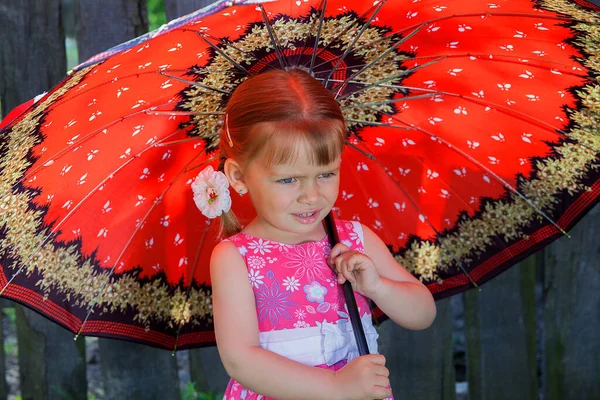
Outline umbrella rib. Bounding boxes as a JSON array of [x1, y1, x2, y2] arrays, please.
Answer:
[[341, 86, 595, 153], [356, 102, 570, 237], [345, 119, 413, 129], [164, 66, 245, 75], [333, 22, 425, 89], [172, 220, 213, 354], [76, 154, 218, 339], [309, 12, 589, 73], [316, 52, 587, 83], [39, 69, 234, 114], [322, 0, 386, 87], [155, 137, 205, 147], [309, 0, 328, 73], [187, 31, 274, 73], [0, 127, 191, 297], [17, 101, 176, 184], [258, 4, 287, 69], [347, 85, 591, 148], [345, 141, 479, 288], [341, 93, 439, 109], [333, 58, 444, 100], [348, 139, 490, 222], [302, 2, 380, 71], [147, 110, 224, 117], [198, 34, 252, 76], [159, 71, 232, 94], [278, 0, 324, 69]]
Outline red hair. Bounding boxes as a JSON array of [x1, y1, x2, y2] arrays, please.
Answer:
[[218, 68, 346, 236]]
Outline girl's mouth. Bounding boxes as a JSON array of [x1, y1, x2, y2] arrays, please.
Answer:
[[293, 210, 321, 224]]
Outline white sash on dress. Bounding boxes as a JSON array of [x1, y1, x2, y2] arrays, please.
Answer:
[[258, 313, 379, 367]]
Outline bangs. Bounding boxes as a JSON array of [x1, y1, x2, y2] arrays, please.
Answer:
[[247, 119, 346, 168]]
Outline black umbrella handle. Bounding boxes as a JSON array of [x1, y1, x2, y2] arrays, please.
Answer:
[[324, 212, 370, 356]]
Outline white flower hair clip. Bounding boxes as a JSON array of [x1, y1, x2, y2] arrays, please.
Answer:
[[191, 166, 232, 219]]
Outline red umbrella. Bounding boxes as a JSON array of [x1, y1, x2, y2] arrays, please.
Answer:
[[1, 0, 599, 350]]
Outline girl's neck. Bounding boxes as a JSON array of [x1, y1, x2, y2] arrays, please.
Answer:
[[241, 217, 327, 245]]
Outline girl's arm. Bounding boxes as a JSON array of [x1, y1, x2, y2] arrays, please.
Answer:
[[361, 224, 437, 330], [211, 241, 389, 400]]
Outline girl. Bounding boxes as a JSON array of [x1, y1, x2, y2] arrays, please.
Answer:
[[200, 68, 436, 400]]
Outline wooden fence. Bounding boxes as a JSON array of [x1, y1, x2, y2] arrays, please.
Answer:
[[0, 1, 598, 399]]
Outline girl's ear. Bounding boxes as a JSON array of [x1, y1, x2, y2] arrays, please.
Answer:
[[223, 159, 247, 195]]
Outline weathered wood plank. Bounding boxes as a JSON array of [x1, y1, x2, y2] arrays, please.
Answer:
[[99, 338, 180, 400], [0, 1, 87, 398], [465, 256, 538, 400], [378, 298, 455, 400], [164, 0, 215, 23], [188, 347, 230, 394], [544, 204, 600, 400], [0, 1, 66, 115], [75, 2, 181, 398], [0, 302, 9, 400], [16, 306, 87, 400], [75, 0, 149, 62]]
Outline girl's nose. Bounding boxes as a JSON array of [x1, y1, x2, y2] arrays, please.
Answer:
[[299, 183, 320, 205]]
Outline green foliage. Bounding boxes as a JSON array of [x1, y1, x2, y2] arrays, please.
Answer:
[[148, 0, 167, 31], [181, 381, 223, 400], [4, 341, 17, 358], [66, 37, 79, 71], [3, 307, 16, 323]]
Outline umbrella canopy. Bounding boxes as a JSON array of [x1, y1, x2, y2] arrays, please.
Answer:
[[1, 0, 599, 350]]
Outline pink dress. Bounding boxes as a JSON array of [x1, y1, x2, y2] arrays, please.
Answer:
[[221, 220, 394, 400]]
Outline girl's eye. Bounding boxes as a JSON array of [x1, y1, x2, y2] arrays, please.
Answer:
[[277, 177, 296, 184], [319, 172, 335, 179]]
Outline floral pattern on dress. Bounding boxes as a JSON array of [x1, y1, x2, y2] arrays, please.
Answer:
[[255, 279, 297, 328], [222, 220, 392, 399], [282, 276, 300, 292], [304, 281, 328, 303], [226, 223, 371, 332], [281, 242, 331, 282], [248, 238, 274, 255]]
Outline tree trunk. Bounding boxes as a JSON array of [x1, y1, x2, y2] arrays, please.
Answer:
[[0, 0, 66, 116], [164, 0, 215, 23], [99, 339, 180, 400], [16, 307, 87, 400], [544, 204, 600, 400], [75, 0, 148, 62], [0, 2, 87, 399], [465, 255, 538, 400], [378, 298, 455, 400]]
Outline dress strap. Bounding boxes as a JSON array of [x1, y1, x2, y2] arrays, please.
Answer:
[[334, 220, 365, 253], [350, 221, 364, 247]]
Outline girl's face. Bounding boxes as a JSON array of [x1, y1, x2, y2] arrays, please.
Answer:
[[243, 143, 341, 244]]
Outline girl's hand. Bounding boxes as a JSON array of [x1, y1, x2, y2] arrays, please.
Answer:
[[334, 354, 391, 400], [328, 243, 382, 297]]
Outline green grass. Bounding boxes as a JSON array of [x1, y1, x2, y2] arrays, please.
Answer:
[[181, 382, 223, 400]]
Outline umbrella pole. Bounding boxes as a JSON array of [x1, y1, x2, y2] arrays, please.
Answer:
[[323, 212, 370, 356]]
